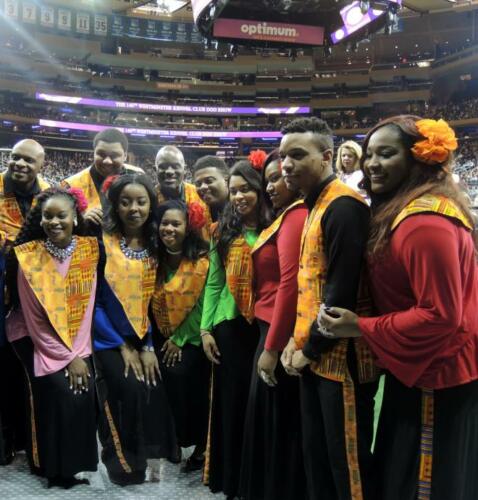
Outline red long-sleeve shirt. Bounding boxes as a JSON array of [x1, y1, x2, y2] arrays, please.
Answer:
[[358, 214, 478, 389], [253, 206, 307, 351]]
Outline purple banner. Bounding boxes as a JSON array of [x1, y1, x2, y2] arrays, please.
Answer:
[[38, 119, 282, 139], [213, 19, 324, 46], [35, 92, 309, 116]]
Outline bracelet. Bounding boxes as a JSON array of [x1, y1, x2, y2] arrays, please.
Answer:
[[200, 331, 212, 338], [141, 345, 155, 352]]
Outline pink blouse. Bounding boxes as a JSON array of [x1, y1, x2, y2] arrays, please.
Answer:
[[6, 255, 97, 377]]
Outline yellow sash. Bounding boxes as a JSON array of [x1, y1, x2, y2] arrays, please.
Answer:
[[0, 173, 50, 243], [225, 235, 255, 323], [152, 256, 209, 337], [15, 237, 99, 349], [103, 233, 157, 339], [252, 200, 305, 254], [392, 193, 473, 231]]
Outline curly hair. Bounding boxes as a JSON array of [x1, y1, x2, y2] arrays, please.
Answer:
[[102, 173, 159, 256], [157, 199, 209, 269], [360, 115, 475, 255], [7, 187, 87, 308], [336, 140, 362, 174], [215, 160, 270, 263], [281, 117, 334, 151]]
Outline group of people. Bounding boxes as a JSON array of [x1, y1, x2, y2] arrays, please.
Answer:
[[0, 115, 476, 500]]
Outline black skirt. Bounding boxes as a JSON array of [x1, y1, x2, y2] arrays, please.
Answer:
[[206, 316, 259, 498], [12, 337, 98, 479], [95, 346, 177, 478], [374, 373, 478, 500], [159, 342, 210, 449], [239, 320, 306, 500]]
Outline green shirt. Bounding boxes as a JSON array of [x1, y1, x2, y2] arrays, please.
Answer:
[[164, 267, 205, 348], [200, 230, 258, 332]]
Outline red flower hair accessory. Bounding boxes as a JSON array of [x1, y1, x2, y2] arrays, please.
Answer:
[[67, 187, 88, 213], [188, 201, 207, 231], [248, 149, 268, 171], [101, 175, 120, 194]]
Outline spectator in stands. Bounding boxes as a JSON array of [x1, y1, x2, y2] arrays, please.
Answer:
[[62, 128, 142, 227], [155, 146, 211, 237], [0, 139, 50, 465], [191, 156, 229, 224], [336, 140, 365, 194]]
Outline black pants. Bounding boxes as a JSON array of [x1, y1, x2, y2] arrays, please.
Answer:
[[207, 316, 259, 498], [300, 355, 377, 500], [375, 373, 478, 500], [0, 342, 26, 464]]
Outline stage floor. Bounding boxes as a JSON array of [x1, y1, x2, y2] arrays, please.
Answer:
[[0, 448, 222, 499]]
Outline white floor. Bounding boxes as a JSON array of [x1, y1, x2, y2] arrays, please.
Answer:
[[0, 449, 224, 499]]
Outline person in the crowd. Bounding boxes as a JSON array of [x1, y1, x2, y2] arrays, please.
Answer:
[[336, 140, 364, 192], [320, 116, 478, 500], [239, 149, 308, 500], [279, 117, 379, 500], [151, 199, 210, 473], [155, 146, 211, 237], [0, 139, 50, 465], [200, 159, 268, 499], [93, 173, 176, 486], [191, 155, 229, 223], [5, 187, 98, 489], [62, 128, 143, 227]]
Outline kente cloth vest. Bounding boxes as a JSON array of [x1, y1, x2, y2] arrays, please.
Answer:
[[103, 233, 157, 339], [62, 168, 101, 210], [152, 256, 209, 337], [391, 193, 473, 232], [157, 182, 212, 241], [63, 165, 144, 211], [294, 178, 378, 383], [0, 173, 50, 243], [225, 234, 255, 323], [251, 200, 304, 254], [15, 237, 99, 349]]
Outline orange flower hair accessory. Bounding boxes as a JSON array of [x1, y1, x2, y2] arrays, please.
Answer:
[[188, 201, 207, 231], [101, 175, 120, 194], [67, 187, 88, 213], [248, 149, 268, 171], [411, 118, 458, 165]]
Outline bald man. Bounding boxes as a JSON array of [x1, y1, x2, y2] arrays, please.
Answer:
[[0, 139, 50, 245], [0, 139, 50, 465], [155, 146, 211, 235]]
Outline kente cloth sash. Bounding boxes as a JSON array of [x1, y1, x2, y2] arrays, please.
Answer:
[[157, 182, 212, 241], [294, 178, 378, 383], [152, 256, 209, 337], [102, 233, 157, 339], [15, 237, 99, 350], [225, 234, 255, 324], [392, 193, 473, 232], [251, 200, 305, 254], [0, 173, 50, 243], [62, 168, 101, 210]]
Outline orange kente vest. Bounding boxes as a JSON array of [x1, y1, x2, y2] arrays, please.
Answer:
[[152, 256, 209, 337], [0, 173, 50, 244], [391, 193, 473, 232], [251, 200, 305, 254], [294, 178, 378, 384], [15, 237, 99, 349], [103, 233, 157, 339]]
